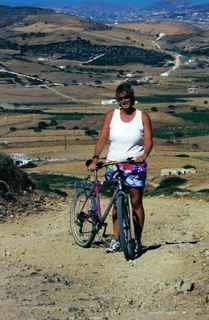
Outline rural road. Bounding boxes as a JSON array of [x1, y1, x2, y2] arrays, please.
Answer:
[[1, 195, 209, 320], [152, 34, 182, 76]]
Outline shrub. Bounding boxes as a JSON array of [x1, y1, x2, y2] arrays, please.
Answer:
[[191, 106, 197, 112], [85, 129, 98, 137], [168, 104, 176, 110], [30, 173, 82, 191], [9, 127, 17, 132], [183, 164, 196, 169], [38, 121, 48, 130], [158, 176, 187, 189], [174, 131, 184, 138], [94, 80, 102, 84], [56, 126, 66, 130], [50, 119, 58, 126], [150, 106, 158, 112], [192, 143, 199, 150], [34, 127, 42, 132], [176, 154, 190, 158]]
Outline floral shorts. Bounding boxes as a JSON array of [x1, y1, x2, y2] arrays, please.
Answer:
[[105, 161, 147, 188]]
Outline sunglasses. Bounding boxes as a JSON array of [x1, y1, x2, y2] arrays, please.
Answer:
[[117, 95, 131, 102]]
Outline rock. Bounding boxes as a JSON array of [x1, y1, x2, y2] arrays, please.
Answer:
[[0, 205, 7, 217], [175, 280, 195, 294], [3, 249, 11, 257], [0, 153, 34, 193], [44, 273, 72, 287]]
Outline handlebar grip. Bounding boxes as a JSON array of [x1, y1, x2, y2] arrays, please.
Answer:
[[96, 161, 104, 169], [85, 159, 105, 169], [85, 159, 93, 167], [127, 157, 135, 164]]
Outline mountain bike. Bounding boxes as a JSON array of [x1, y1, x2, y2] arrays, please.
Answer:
[[70, 159, 139, 261]]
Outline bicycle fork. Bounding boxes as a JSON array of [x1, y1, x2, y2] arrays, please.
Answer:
[[128, 194, 135, 240]]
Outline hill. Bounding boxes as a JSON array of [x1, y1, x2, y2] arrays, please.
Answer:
[[0, 5, 53, 28], [0, 5, 173, 67]]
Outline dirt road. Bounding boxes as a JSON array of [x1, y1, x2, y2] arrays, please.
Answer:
[[1, 195, 209, 320]]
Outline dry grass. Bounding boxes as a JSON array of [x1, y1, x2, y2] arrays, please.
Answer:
[[116, 22, 198, 35], [15, 22, 83, 33], [1, 17, 209, 194], [0, 114, 45, 127]]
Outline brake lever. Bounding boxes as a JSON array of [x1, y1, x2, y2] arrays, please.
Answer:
[[85, 159, 104, 169], [85, 159, 92, 167], [96, 161, 104, 169], [127, 157, 135, 164]]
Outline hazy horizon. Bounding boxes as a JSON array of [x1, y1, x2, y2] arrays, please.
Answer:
[[1, 0, 209, 9]]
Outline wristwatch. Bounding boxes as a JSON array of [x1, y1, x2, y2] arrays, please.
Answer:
[[92, 155, 99, 160]]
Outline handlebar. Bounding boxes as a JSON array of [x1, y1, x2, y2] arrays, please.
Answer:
[[85, 157, 136, 170]]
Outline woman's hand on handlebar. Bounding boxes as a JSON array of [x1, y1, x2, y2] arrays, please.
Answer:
[[86, 158, 98, 171], [127, 156, 146, 163], [133, 155, 146, 163]]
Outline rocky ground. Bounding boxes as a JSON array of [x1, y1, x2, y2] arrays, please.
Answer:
[[1, 194, 209, 320]]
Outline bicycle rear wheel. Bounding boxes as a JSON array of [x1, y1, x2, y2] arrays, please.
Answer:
[[116, 194, 135, 260], [70, 190, 97, 248]]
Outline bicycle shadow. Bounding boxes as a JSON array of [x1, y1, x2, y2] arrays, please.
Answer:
[[134, 239, 200, 260], [134, 243, 162, 259]]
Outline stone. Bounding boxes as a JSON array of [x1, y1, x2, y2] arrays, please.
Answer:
[[175, 280, 195, 294]]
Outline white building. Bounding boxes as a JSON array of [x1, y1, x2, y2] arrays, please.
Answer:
[[101, 99, 117, 105], [161, 168, 196, 177]]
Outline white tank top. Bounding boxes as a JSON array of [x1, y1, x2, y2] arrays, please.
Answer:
[[107, 109, 144, 161]]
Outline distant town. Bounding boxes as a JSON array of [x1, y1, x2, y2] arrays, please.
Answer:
[[59, 3, 209, 27]]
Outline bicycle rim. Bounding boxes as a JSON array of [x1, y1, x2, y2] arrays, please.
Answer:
[[70, 190, 97, 248], [117, 194, 135, 260]]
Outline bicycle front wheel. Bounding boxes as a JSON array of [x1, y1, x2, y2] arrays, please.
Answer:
[[116, 194, 135, 260], [70, 190, 97, 248]]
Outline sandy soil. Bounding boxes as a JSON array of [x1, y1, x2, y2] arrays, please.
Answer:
[[1, 195, 209, 320]]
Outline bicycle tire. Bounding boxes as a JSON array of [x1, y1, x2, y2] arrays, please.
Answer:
[[70, 190, 97, 248], [116, 194, 135, 260]]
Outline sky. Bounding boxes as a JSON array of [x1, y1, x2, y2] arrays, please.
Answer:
[[0, 0, 209, 8]]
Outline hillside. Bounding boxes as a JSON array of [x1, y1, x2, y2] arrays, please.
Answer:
[[0, 5, 174, 67], [0, 5, 53, 27], [116, 21, 200, 36], [0, 5, 209, 201]]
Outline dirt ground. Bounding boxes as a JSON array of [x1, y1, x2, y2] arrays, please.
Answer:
[[1, 194, 209, 320]]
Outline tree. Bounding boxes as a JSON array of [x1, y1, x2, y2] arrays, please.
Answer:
[[38, 121, 48, 130], [168, 104, 176, 110], [150, 106, 158, 112], [9, 127, 17, 132]]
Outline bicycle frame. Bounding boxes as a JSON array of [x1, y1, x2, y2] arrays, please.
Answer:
[[92, 161, 128, 227]]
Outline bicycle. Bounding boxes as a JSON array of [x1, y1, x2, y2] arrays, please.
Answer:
[[70, 159, 140, 261]]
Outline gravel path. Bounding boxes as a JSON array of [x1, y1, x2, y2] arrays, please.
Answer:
[[1, 196, 209, 320]]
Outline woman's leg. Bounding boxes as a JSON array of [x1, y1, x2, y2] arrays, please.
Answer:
[[105, 207, 120, 252], [129, 187, 144, 244], [112, 207, 120, 240]]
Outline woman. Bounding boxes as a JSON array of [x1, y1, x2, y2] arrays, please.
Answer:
[[89, 82, 153, 253]]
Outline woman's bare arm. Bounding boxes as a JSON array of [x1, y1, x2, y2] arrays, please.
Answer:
[[135, 111, 153, 162], [88, 111, 113, 170]]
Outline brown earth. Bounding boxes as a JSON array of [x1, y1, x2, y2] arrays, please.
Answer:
[[1, 194, 209, 320], [116, 22, 199, 35]]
